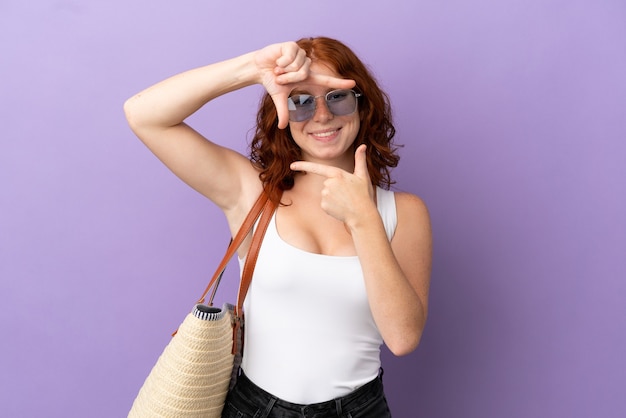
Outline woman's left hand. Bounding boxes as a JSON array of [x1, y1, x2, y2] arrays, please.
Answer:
[[290, 144, 376, 230], [294, 144, 432, 355]]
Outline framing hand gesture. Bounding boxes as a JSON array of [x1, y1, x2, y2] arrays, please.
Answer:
[[254, 42, 356, 129], [290, 144, 375, 229]]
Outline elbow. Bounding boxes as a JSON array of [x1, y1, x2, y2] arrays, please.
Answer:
[[123, 97, 139, 130], [123, 97, 151, 139], [386, 333, 421, 357], [384, 313, 428, 357], [123, 95, 169, 139]]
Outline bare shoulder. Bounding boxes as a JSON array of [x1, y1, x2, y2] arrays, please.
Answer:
[[391, 191, 432, 294], [391, 191, 432, 255], [393, 191, 431, 229]]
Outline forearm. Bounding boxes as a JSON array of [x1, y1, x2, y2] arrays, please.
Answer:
[[124, 52, 259, 131], [349, 208, 427, 356]]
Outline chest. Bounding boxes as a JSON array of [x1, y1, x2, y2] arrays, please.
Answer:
[[249, 214, 367, 307], [274, 202, 356, 257]]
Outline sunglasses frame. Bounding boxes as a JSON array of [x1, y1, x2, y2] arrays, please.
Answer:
[[287, 89, 362, 122]]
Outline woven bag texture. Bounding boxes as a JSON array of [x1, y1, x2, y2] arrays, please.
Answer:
[[128, 305, 235, 418]]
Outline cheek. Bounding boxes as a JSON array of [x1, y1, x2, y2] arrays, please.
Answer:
[[286, 124, 305, 147], [349, 117, 361, 137], [286, 122, 302, 139]]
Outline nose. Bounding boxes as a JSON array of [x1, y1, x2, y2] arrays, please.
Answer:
[[312, 96, 334, 123]]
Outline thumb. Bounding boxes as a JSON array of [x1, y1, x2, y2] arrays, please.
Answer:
[[353, 144, 370, 180], [270, 92, 290, 129]]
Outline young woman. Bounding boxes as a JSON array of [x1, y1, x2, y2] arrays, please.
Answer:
[[124, 36, 432, 417]]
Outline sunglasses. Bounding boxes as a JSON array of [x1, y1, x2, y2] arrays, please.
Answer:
[[287, 89, 362, 122]]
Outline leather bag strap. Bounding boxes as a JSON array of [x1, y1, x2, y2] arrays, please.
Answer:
[[236, 195, 277, 316], [231, 193, 279, 354], [196, 191, 270, 305]]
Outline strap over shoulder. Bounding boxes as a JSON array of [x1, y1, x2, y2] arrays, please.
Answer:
[[197, 191, 279, 307]]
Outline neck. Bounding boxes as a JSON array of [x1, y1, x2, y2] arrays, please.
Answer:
[[300, 150, 356, 173], [291, 170, 327, 192]]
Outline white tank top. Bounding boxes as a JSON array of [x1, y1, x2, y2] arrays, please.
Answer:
[[240, 187, 397, 404]]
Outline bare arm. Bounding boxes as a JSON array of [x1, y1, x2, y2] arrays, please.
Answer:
[[123, 42, 356, 233], [290, 145, 432, 355], [353, 192, 432, 356], [123, 52, 262, 214]]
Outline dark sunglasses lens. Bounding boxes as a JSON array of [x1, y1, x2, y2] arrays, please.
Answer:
[[288, 94, 315, 122], [287, 90, 358, 121], [326, 90, 357, 116]]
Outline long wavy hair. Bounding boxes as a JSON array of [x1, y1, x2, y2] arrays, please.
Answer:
[[250, 36, 399, 204]]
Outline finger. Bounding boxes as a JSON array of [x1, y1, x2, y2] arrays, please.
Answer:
[[353, 144, 370, 180], [290, 161, 342, 178], [270, 92, 290, 129], [274, 42, 301, 68], [276, 48, 308, 73], [275, 57, 311, 85], [307, 72, 356, 90]]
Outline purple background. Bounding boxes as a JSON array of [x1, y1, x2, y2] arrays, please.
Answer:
[[1, 1, 625, 417]]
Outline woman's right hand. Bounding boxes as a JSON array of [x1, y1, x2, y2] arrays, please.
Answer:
[[253, 42, 356, 129]]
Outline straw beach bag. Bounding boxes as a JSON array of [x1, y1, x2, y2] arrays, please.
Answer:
[[129, 192, 277, 418]]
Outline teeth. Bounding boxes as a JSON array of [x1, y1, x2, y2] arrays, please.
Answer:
[[313, 130, 337, 138]]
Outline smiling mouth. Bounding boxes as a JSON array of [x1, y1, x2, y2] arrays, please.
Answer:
[[310, 129, 340, 138]]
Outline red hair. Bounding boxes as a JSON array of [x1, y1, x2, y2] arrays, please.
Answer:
[[249, 36, 399, 204]]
